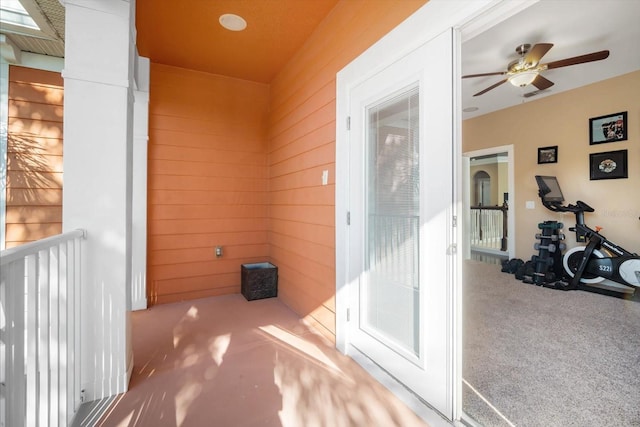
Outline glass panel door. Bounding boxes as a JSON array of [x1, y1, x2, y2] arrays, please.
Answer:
[[346, 28, 454, 417], [363, 87, 421, 363]]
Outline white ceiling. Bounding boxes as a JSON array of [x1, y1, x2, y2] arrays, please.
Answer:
[[461, 0, 640, 119]]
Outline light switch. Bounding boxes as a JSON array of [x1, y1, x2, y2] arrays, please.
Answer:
[[526, 201, 535, 209], [322, 170, 329, 186]]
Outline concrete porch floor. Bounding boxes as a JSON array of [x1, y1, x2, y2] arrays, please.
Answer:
[[77, 294, 436, 427]]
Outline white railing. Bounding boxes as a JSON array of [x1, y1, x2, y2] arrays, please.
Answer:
[[0, 229, 86, 427], [470, 205, 508, 252]]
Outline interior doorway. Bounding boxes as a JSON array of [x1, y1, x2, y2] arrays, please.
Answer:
[[462, 145, 514, 263]]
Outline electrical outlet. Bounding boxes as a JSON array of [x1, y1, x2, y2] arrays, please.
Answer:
[[215, 246, 223, 257]]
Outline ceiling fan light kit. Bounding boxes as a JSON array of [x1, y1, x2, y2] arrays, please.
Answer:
[[463, 43, 610, 97], [509, 70, 538, 87]]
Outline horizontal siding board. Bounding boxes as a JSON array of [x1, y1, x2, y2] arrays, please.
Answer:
[[150, 127, 265, 151], [269, 164, 334, 191], [149, 244, 269, 266], [9, 99, 64, 122], [269, 142, 335, 178], [268, 81, 335, 141], [150, 80, 268, 110], [151, 67, 268, 112], [269, 244, 335, 287], [149, 144, 266, 165], [269, 102, 335, 151], [269, 219, 334, 248], [155, 273, 239, 295], [7, 117, 63, 138], [150, 175, 267, 192], [148, 218, 267, 235], [269, 232, 334, 268], [8, 82, 64, 104], [277, 283, 335, 333], [269, 65, 337, 128], [270, 61, 336, 128], [154, 286, 238, 305], [270, 185, 334, 206], [152, 257, 268, 281], [6, 135, 62, 153], [6, 170, 62, 189], [277, 278, 335, 325], [149, 204, 268, 220], [5, 223, 62, 244], [6, 188, 62, 205], [6, 153, 63, 173], [149, 159, 267, 179], [149, 231, 268, 251], [268, 122, 334, 166], [150, 116, 266, 142], [269, 205, 334, 227], [149, 190, 268, 206], [10, 66, 63, 87], [151, 261, 239, 281], [157, 278, 239, 298], [6, 206, 63, 223]]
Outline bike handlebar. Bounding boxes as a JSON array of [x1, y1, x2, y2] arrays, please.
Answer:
[[542, 199, 594, 214]]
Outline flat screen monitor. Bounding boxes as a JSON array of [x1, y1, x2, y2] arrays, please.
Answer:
[[535, 175, 564, 203]]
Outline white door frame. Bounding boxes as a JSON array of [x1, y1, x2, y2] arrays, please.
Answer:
[[336, 0, 538, 423], [462, 144, 515, 260]]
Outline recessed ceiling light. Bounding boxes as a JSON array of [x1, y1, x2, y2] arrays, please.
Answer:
[[463, 107, 479, 113], [219, 14, 247, 31]]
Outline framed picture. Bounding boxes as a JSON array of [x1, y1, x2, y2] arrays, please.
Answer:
[[589, 111, 627, 144], [589, 149, 628, 180], [537, 145, 558, 164]]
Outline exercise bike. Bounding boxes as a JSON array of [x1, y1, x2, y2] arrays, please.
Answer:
[[535, 175, 640, 296]]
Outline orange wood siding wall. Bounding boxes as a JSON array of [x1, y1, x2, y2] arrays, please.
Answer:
[[268, 0, 427, 341], [5, 66, 64, 248], [147, 64, 270, 304]]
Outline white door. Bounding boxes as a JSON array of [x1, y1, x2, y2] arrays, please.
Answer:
[[347, 29, 454, 416]]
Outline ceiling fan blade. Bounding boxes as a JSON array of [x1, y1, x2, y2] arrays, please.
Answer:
[[532, 74, 554, 90], [524, 43, 553, 66], [473, 78, 508, 96], [544, 50, 610, 69], [463, 71, 506, 79]]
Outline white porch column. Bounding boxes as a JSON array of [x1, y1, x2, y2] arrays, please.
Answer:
[[132, 55, 149, 311], [62, 0, 137, 401]]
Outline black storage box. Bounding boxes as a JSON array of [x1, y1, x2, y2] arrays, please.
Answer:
[[241, 262, 278, 301]]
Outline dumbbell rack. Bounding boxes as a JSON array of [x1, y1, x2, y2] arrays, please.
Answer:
[[524, 221, 565, 285]]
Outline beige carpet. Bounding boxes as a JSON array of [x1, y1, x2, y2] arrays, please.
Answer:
[[463, 260, 640, 427]]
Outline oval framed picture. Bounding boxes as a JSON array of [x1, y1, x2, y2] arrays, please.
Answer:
[[589, 149, 628, 180]]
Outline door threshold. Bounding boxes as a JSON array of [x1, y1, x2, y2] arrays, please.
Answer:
[[347, 345, 453, 427]]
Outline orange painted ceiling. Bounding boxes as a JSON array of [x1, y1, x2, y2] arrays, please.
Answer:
[[136, 0, 340, 83]]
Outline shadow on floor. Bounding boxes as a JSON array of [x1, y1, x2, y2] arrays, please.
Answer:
[[76, 295, 430, 427]]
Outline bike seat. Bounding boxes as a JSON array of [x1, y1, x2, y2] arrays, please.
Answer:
[[548, 200, 594, 214], [575, 200, 594, 212]]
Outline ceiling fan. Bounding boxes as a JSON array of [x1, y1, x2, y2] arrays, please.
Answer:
[[463, 43, 610, 97]]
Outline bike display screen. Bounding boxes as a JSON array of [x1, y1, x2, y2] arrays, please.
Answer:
[[535, 175, 565, 203]]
